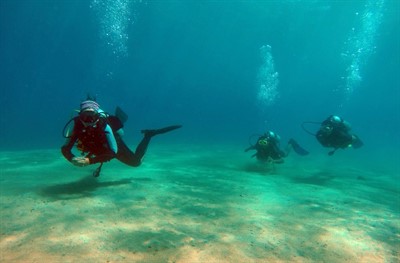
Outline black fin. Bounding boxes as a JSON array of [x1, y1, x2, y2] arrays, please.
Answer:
[[328, 149, 337, 156], [141, 125, 182, 137], [351, 135, 364, 149], [288, 139, 309, 156], [115, 106, 128, 124]]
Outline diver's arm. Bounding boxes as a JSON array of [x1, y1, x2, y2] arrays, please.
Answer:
[[70, 154, 115, 166], [245, 145, 256, 152], [88, 153, 116, 164], [104, 124, 118, 154], [61, 135, 77, 162], [62, 137, 95, 167]]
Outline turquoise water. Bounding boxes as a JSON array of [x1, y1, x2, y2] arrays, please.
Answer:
[[1, 0, 399, 262]]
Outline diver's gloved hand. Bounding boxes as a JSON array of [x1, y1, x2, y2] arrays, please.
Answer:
[[72, 156, 90, 167]]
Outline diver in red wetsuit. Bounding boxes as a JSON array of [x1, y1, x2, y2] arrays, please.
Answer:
[[61, 97, 181, 177]]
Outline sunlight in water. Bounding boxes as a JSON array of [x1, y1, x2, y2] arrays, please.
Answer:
[[257, 45, 279, 107], [342, 0, 385, 97]]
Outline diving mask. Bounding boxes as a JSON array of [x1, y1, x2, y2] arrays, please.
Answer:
[[80, 109, 99, 126]]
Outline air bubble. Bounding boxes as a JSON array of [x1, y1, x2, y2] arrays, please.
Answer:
[[257, 45, 279, 107], [91, 0, 141, 58], [342, 0, 384, 98]]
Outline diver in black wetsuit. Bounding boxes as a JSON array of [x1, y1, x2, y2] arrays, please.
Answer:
[[61, 97, 181, 177], [245, 130, 309, 164], [315, 115, 363, 155]]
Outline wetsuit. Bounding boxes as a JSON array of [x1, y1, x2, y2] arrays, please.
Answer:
[[254, 135, 286, 161], [61, 115, 150, 167], [245, 134, 286, 162], [316, 116, 353, 149]]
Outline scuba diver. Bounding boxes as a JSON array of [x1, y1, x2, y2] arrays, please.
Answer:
[[61, 96, 182, 177], [302, 115, 363, 155], [245, 130, 309, 164]]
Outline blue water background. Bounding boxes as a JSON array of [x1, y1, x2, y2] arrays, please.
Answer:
[[0, 1, 399, 164]]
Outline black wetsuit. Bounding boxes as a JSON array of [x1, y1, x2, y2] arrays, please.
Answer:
[[246, 135, 286, 162], [316, 117, 353, 149]]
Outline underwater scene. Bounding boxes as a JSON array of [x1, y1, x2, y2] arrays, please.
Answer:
[[1, 0, 399, 262]]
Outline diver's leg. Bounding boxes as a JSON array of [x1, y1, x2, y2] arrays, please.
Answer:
[[115, 136, 142, 167], [288, 139, 309, 156], [131, 134, 152, 163], [116, 125, 181, 167]]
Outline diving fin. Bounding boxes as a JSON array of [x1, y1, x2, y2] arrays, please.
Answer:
[[351, 135, 364, 149], [288, 139, 309, 156], [328, 148, 338, 156], [115, 106, 128, 124], [141, 125, 182, 137]]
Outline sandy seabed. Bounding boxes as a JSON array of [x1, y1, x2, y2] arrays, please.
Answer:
[[0, 143, 399, 263]]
